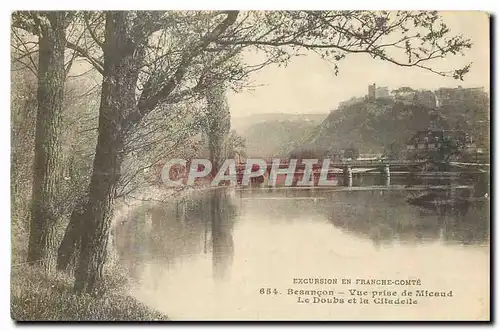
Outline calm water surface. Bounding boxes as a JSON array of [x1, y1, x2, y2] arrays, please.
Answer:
[[114, 178, 490, 320]]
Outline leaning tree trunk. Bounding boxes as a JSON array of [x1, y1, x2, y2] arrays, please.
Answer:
[[27, 12, 66, 272], [73, 12, 145, 294], [56, 197, 87, 272]]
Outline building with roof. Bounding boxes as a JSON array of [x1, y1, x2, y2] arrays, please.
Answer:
[[405, 129, 477, 161]]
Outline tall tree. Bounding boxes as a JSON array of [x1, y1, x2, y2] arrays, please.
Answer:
[[204, 84, 231, 175], [12, 12, 72, 271], [73, 12, 149, 292], [70, 11, 239, 293]]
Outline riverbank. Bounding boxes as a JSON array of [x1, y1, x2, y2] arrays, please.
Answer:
[[10, 185, 189, 321], [11, 264, 168, 321]]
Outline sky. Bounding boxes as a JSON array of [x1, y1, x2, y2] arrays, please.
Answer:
[[227, 11, 490, 118]]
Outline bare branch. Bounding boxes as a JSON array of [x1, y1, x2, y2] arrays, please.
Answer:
[[137, 11, 240, 113], [65, 40, 104, 74], [83, 12, 104, 49]]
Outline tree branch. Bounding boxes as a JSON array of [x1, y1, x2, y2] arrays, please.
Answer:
[[83, 12, 104, 49], [65, 40, 104, 74], [120, 11, 239, 135]]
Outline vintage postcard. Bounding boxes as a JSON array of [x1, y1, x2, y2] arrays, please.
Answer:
[[11, 10, 490, 321]]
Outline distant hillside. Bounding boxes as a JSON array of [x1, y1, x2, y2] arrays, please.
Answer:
[[231, 113, 326, 134], [231, 113, 327, 157], [304, 90, 489, 157]]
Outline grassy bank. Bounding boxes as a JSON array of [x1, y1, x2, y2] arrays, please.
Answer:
[[11, 265, 168, 321]]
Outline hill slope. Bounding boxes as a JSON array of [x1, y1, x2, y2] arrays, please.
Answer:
[[305, 91, 489, 157], [232, 113, 327, 157]]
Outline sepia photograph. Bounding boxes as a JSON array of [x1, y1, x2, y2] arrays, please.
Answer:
[[10, 9, 490, 321]]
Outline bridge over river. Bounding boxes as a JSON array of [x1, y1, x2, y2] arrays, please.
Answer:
[[152, 158, 489, 187], [232, 158, 490, 187]]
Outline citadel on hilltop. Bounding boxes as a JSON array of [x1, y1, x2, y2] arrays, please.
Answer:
[[338, 83, 486, 110]]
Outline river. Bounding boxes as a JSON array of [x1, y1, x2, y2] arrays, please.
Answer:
[[113, 176, 490, 321]]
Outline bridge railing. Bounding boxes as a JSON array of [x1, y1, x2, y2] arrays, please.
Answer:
[[234, 159, 428, 170], [329, 159, 427, 166]]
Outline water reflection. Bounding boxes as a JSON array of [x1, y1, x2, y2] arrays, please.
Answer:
[[114, 188, 238, 284], [439, 200, 490, 245], [115, 185, 489, 280], [209, 189, 236, 281], [114, 180, 489, 320], [324, 189, 489, 247]]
